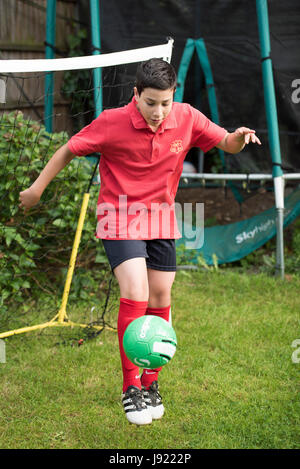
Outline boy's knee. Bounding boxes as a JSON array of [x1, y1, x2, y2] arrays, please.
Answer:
[[120, 282, 149, 302], [148, 289, 171, 308]]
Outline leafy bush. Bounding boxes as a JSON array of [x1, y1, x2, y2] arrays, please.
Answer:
[[0, 111, 109, 322]]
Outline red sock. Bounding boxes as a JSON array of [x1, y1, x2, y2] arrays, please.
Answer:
[[117, 297, 148, 392], [141, 305, 171, 390]]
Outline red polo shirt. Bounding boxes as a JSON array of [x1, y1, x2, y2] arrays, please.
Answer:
[[68, 98, 227, 240]]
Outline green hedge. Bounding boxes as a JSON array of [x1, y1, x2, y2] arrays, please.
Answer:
[[0, 111, 108, 319]]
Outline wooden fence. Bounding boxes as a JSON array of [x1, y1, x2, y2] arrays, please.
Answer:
[[0, 0, 80, 133]]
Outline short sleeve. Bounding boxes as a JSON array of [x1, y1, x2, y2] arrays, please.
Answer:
[[68, 111, 107, 156], [190, 106, 227, 153]]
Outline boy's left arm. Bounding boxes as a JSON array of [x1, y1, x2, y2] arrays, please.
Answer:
[[216, 127, 261, 154]]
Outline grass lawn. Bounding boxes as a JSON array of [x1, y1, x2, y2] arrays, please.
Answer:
[[0, 270, 299, 449]]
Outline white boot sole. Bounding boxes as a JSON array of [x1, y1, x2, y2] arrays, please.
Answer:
[[147, 403, 164, 420], [126, 409, 152, 425]]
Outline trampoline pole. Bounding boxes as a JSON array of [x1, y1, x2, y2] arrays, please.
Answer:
[[44, 0, 57, 133], [256, 0, 284, 278], [274, 177, 285, 278], [90, 0, 102, 118]]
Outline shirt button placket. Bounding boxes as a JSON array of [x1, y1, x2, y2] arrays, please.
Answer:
[[152, 134, 159, 161]]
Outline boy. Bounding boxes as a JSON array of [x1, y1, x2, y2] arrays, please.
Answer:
[[19, 58, 261, 426]]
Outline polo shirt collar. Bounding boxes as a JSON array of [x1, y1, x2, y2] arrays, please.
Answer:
[[128, 97, 177, 132]]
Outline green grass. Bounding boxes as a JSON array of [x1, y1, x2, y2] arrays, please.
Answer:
[[0, 270, 299, 449]]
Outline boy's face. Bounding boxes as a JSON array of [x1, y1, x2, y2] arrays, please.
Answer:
[[134, 87, 174, 131]]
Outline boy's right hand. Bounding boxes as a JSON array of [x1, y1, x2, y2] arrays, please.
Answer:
[[19, 188, 41, 211]]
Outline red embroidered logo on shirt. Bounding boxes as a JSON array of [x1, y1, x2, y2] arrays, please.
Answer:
[[170, 139, 183, 153]]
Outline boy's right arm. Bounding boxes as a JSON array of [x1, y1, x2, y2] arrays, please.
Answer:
[[19, 142, 76, 211]]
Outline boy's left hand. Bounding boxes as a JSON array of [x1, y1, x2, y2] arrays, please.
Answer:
[[234, 127, 261, 146], [217, 127, 261, 154]]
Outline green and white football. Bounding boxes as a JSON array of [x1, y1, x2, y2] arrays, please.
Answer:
[[123, 315, 177, 369]]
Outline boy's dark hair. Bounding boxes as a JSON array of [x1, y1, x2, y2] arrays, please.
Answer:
[[135, 58, 177, 95]]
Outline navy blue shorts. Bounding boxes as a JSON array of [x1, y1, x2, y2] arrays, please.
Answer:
[[102, 239, 177, 272]]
